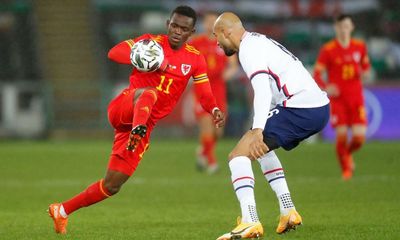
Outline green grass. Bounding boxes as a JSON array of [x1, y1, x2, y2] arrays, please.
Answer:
[[0, 139, 399, 239]]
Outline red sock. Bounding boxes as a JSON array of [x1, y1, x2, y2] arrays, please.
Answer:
[[348, 135, 365, 153], [201, 135, 217, 165], [132, 89, 157, 127], [336, 133, 349, 172], [62, 179, 112, 215]]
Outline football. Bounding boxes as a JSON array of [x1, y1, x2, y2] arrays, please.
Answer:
[[130, 38, 164, 72]]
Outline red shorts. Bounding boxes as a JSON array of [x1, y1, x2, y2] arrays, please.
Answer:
[[330, 96, 367, 128], [107, 88, 151, 176], [194, 82, 227, 118]]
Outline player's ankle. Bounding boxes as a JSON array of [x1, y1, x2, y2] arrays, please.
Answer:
[[59, 205, 68, 218]]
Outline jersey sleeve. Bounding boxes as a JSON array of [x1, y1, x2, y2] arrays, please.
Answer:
[[107, 33, 153, 65], [239, 38, 273, 129], [251, 73, 272, 130], [313, 46, 329, 89], [192, 54, 218, 113], [239, 38, 270, 79], [361, 42, 371, 71]]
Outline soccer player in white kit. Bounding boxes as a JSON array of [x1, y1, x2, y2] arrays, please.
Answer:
[[213, 13, 330, 240]]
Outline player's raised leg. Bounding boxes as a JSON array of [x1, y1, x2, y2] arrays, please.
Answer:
[[106, 87, 157, 151], [217, 131, 263, 240], [127, 87, 158, 151], [258, 151, 302, 234]]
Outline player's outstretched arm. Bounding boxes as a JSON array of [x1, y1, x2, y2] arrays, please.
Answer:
[[108, 41, 132, 65], [193, 80, 224, 127]]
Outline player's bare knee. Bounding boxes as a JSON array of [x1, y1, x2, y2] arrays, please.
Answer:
[[104, 169, 130, 195], [103, 181, 122, 195], [103, 178, 126, 195]]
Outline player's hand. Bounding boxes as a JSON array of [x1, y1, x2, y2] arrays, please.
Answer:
[[325, 83, 340, 97], [249, 128, 269, 160], [212, 108, 225, 128]]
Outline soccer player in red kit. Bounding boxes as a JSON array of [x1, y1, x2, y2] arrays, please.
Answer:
[[189, 11, 238, 173], [314, 14, 371, 180], [48, 6, 225, 234]]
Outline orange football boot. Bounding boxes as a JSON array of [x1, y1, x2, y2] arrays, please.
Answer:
[[48, 203, 68, 234], [276, 209, 302, 234], [217, 217, 264, 240]]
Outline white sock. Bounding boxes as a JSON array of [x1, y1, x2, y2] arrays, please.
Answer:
[[258, 151, 295, 215], [229, 156, 259, 223], [59, 204, 68, 218]]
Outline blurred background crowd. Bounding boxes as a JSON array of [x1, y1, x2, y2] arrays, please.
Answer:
[[0, 0, 399, 140]]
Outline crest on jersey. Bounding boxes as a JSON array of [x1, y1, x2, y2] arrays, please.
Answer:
[[181, 64, 191, 75]]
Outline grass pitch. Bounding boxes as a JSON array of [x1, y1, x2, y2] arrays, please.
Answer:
[[0, 138, 399, 239]]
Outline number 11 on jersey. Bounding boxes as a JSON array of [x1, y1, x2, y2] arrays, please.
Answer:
[[156, 75, 173, 94]]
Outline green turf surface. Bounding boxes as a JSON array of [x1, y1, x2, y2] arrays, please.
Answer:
[[0, 139, 399, 239]]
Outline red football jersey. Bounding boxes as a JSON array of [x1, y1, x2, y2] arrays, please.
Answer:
[[121, 34, 215, 127], [315, 38, 370, 98], [189, 35, 228, 85]]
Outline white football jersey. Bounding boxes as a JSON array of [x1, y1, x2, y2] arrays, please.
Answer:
[[239, 32, 329, 109]]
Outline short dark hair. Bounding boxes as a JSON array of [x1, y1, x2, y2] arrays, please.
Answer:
[[334, 13, 352, 23], [171, 5, 197, 26]]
